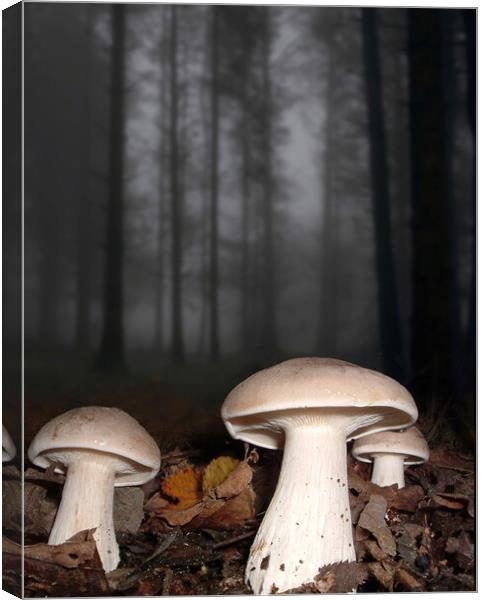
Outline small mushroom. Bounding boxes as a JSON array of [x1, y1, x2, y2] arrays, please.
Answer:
[[352, 426, 429, 489], [3, 425, 16, 462], [28, 406, 160, 572], [221, 357, 418, 594]]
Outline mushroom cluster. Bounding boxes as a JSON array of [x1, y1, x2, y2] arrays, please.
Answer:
[[28, 406, 160, 572], [221, 357, 425, 595]]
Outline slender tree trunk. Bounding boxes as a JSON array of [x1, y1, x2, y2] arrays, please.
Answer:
[[240, 56, 252, 355], [462, 9, 476, 393], [441, 13, 462, 405], [169, 5, 185, 362], [75, 8, 93, 354], [390, 48, 411, 369], [209, 7, 220, 360], [154, 9, 168, 353], [362, 8, 404, 380], [38, 186, 60, 347], [260, 10, 277, 358], [317, 33, 338, 356], [407, 8, 452, 402], [97, 4, 126, 371]]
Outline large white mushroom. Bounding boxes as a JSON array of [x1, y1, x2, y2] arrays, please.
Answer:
[[3, 425, 16, 462], [28, 406, 160, 572], [352, 426, 429, 489], [221, 357, 418, 594]]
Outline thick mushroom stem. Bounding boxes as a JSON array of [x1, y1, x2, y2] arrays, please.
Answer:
[[246, 422, 355, 595], [49, 454, 118, 572], [371, 453, 406, 489]]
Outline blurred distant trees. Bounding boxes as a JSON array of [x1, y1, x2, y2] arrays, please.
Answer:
[[22, 4, 475, 432]]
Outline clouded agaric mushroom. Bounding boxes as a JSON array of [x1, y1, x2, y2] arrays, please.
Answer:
[[221, 357, 418, 594], [28, 406, 161, 572], [352, 426, 429, 489], [3, 425, 16, 462]]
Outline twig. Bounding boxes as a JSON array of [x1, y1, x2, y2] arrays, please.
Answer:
[[142, 530, 181, 565], [212, 530, 256, 550]]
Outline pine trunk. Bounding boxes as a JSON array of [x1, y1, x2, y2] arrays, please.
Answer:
[[362, 8, 404, 380], [97, 4, 126, 372], [407, 9, 452, 401], [209, 7, 220, 360], [169, 5, 185, 362]]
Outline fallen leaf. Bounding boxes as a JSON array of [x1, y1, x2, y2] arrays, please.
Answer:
[[3, 530, 109, 597], [445, 531, 474, 571], [368, 560, 395, 591], [214, 461, 253, 499], [358, 495, 396, 556], [157, 501, 205, 527], [363, 538, 387, 561], [314, 562, 368, 593], [161, 466, 202, 510], [396, 566, 426, 591], [194, 486, 256, 529], [433, 493, 474, 517], [202, 456, 239, 494], [3, 480, 57, 538], [391, 485, 425, 512]]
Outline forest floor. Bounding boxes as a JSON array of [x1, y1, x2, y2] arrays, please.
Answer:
[[2, 359, 476, 596]]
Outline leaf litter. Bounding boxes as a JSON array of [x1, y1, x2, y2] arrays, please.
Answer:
[[2, 438, 474, 596]]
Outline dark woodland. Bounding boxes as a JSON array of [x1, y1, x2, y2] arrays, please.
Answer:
[[2, 4, 476, 595]]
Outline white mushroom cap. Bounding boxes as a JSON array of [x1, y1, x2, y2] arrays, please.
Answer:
[[28, 406, 160, 485], [352, 426, 430, 465], [222, 357, 418, 449], [3, 425, 16, 462]]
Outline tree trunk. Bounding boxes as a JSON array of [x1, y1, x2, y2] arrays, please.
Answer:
[[96, 4, 126, 372], [75, 8, 93, 354], [461, 9, 476, 393], [260, 10, 277, 359], [440, 12, 462, 408], [154, 9, 168, 353], [38, 188, 60, 347], [240, 30, 252, 356], [317, 32, 338, 356], [407, 8, 452, 402], [390, 47, 411, 370], [169, 5, 185, 362], [362, 8, 404, 380], [209, 6, 220, 360]]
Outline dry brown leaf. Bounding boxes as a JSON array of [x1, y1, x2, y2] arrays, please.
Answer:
[[358, 495, 396, 556], [368, 561, 395, 591], [314, 562, 369, 593], [157, 501, 205, 527], [364, 538, 388, 561], [215, 460, 253, 499], [445, 531, 474, 571], [391, 485, 425, 512], [195, 486, 256, 529], [396, 567, 426, 591], [144, 492, 169, 513], [3, 530, 109, 597]]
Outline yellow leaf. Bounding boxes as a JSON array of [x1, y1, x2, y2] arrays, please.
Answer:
[[203, 456, 240, 494]]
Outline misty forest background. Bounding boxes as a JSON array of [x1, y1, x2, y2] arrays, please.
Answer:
[[5, 5, 476, 450]]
